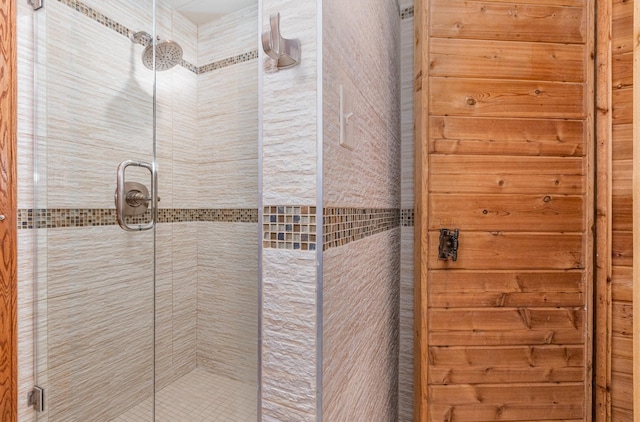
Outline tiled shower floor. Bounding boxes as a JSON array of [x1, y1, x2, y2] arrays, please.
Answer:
[[111, 368, 257, 421]]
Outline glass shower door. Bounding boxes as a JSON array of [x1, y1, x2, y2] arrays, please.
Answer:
[[32, 0, 260, 420], [33, 0, 158, 420]]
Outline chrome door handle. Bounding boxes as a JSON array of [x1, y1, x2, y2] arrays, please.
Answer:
[[115, 160, 156, 231]]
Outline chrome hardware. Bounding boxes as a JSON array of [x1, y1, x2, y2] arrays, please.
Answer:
[[262, 13, 301, 69], [28, 0, 43, 10], [438, 228, 459, 261], [130, 31, 152, 46], [122, 181, 150, 216], [0, 215, 5, 221], [28, 386, 44, 412], [115, 160, 156, 231]]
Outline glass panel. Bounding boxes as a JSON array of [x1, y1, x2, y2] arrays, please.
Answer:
[[150, 1, 260, 420], [34, 0, 156, 420], [33, 0, 259, 420]]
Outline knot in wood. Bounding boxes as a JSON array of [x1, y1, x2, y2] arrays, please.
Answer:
[[465, 97, 477, 106]]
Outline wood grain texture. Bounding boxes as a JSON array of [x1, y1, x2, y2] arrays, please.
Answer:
[[430, 174, 585, 195], [430, 78, 585, 119], [430, 0, 586, 44], [430, 155, 585, 175], [413, 0, 429, 420], [0, 0, 17, 421], [417, 0, 593, 418], [634, 0, 640, 417], [429, 116, 585, 157], [595, 0, 613, 418], [429, 38, 585, 83], [429, 345, 585, 384], [429, 194, 584, 232]]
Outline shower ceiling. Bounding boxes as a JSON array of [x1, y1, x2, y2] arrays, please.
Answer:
[[161, 0, 256, 24]]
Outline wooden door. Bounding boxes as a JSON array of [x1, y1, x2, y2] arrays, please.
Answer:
[[414, 0, 594, 420]]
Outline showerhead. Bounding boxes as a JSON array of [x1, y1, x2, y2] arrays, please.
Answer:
[[142, 40, 183, 71], [130, 31, 183, 71]]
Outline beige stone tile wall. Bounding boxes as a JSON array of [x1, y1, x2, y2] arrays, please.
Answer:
[[321, 0, 402, 419], [399, 2, 415, 420], [323, 229, 401, 421], [260, 0, 320, 419]]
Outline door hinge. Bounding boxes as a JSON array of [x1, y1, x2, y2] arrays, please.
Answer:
[[438, 228, 459, 261], [27, 386, 44, 412], [28, 0, 43, 11]]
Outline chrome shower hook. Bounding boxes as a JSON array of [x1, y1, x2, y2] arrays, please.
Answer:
[[262, 12, 301, 69]]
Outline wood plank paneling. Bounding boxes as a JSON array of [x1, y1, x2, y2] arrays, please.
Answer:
[[429, 116, 585, 157], [612, 194, 632, 231], [428, 232, 584, 270], [428, 403, 583, 422], [413, 0, 430, 418], [429, 194, 584, 232], [606, 0, 635, 416], [430, 78, 585, 119], [612, 123, 632, 160], [431, 155, 584, 175], [430, 116, 585, 147], [633, 0, 640, 415], [430, 174, 585, 195], [610, 371, 633, 410], [429, 308, 584, 332], [429, 345, 584, 384], [612, 231, 633, 267], [430, 0, 586, 44], [429, 270, 583, 293], [611, 87, 632, 123], [612, 52, 632, 89], [430, 39, 585, 83], [611, 266, 633, 301], [0, 0, 17, 421], [428, 383, 585, 420], [416, 0, 593, 418], [429, 327, 584, 347], [612, 301, 633, 337]]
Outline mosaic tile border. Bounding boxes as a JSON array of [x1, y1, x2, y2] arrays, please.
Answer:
[[262, 206, 318, 251], [401, 6, 414, 20], [401, 208, 414, 227], [17, 208, 258, 229], [198, 50, 259, 74], [323, 208, 400, 250], [57, 0, 257, 74]]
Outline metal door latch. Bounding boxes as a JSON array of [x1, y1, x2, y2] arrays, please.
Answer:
[[28, 386, 44, 412], [438, 228, 459, 261]]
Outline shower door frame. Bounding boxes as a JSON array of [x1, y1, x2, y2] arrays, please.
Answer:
[[0, 0, 18, 420]]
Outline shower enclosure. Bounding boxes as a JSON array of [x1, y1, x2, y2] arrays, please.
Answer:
[[27, 0, 259, 419]]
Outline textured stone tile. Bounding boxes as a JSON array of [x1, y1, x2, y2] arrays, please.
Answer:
[[399, 227, 414, 421], [171, 7, 198, 65], [198, 5, 258, 66], [323, 229, 400, 420], [262, 249, 317, 419], [44, 226, 154, 299], [197, 223, 258, 384], [262, 0, 319, 205], [17, 231, 36, 422], [45, 275, 155, 421], [399, 12, 415, 422], [322, 0, 401, 209], [401, 16, 415, 210]]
